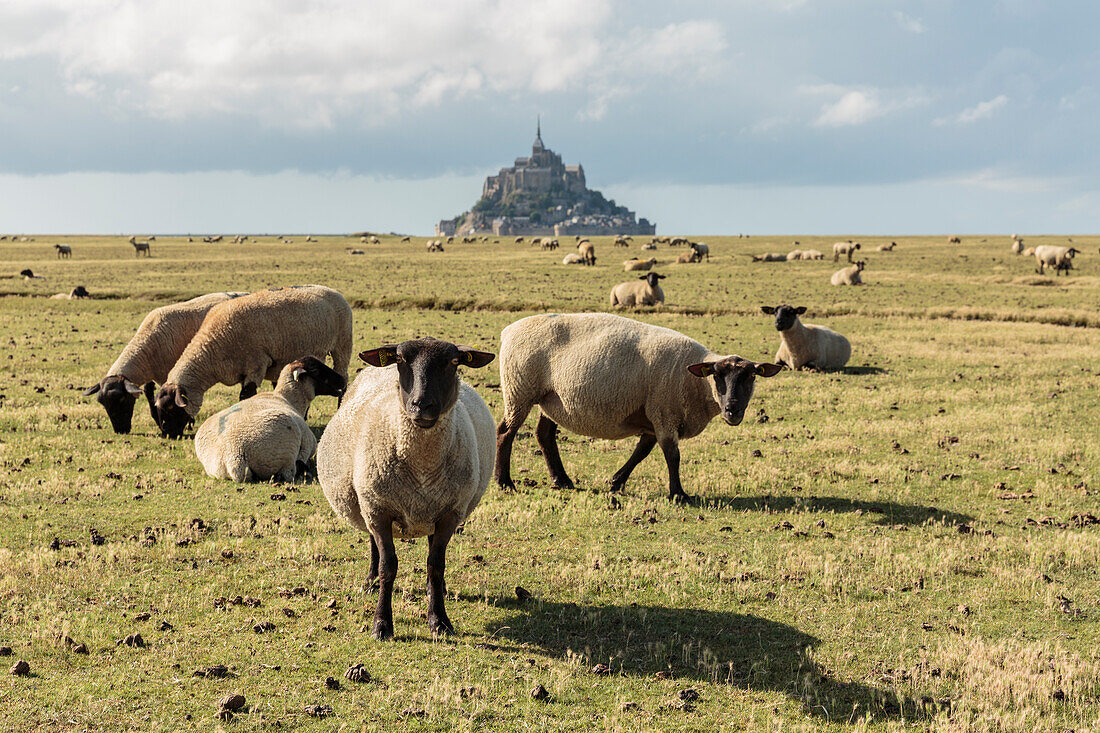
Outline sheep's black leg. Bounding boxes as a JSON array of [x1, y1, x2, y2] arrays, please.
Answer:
[[238, 382, 258, 401], [370, 523, 397, 640], [609, 434, 657, 492], [143, 382, 158, 424], [658, 436, 692, 504], [366, 535, 380, 591], [426, 512, 460, 636], [494, 418, 523, 490], [536, 414, 575, 491]]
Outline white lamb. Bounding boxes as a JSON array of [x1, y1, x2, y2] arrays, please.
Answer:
[[761, 305, 851, 371], [610, 272, 666, 307], [831, 261, 865, 285], [317, 338, 496, 640], [194, 357, 346, 482], [494, 313, 782, 502], [623, 257, 657, 271]]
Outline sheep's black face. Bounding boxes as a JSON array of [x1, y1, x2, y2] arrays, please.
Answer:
[[359, 338, 494, 430], [641, 272, 666, 287], [761, 304, 806, 332], [84, 375, 141, 434], [687, 357, 783, 426], [153, 384, 194, 439], [291, 356, 346, 397]]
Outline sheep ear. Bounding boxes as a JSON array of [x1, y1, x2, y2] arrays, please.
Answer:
[[638, 275, 648, 280], [754, 362, 784, 378], [657, 274, 666, 279], [795, 306, 807, 314], [83, 383, 101, 396], [123, 379, 143, 396], [457, 347, 495, 368], [359, 347, 398, 367], [760, 306, 775, 314], [174, 389, 189, 408], [687, 362, 715, 378]]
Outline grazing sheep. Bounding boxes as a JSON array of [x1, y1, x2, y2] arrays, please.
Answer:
[[1034, 245, 1080, 276], [751, 252, 786, 262], [670, 237, 690, 247], [761, 305, 851, 371], [1011, 238, 1023, 255], [84, 292, 247, 434], [623, 257, 657, 272], [832, 241, 860, 262], [515, 236, 525, 244], [614, 236, 630, 247], [494, 313, 782, 502], [128, 236, 151, 257], [153, 285, 353, 439], [830, 261, 865, 286], [427, 240, 444, 252], [562, 253, 585, 265], [195, 357, 345, 482], [317, 338, 496, 640], [578, 240, 596, 266], [689, 242, 710, 261], [610, 272, 666, 307], [54, 244, 72, 259], [370, 236, 381, 244], [877, 242, 897, 252]]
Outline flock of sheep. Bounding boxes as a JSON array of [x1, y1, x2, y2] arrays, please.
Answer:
[[80, 276, 860, 638]]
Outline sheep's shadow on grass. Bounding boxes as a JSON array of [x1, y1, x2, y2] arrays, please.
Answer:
[[485, 599, 924, 723], [839, 365, 886, 376], [701, 494, 972, 527]]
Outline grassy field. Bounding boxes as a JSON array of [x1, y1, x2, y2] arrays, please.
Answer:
[[0, 233, 1098, 731]]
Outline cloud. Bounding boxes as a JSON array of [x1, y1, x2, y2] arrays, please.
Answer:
[[894, 11, 926, 33], [0, 2, 726, 128], [948, 167, 1068, 194], [805, 85, 930, 127], [933, 94, 1009, 125]]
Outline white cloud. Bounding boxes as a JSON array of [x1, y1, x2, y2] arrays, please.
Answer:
[[933, 94, 1009, 125], [805, 85, 930, 127], [0, 1, 726, 127], [948, 167, 1068, 194], [894, 11, 926, 33]]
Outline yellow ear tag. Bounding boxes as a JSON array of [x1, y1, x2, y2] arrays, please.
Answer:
[[377, 352, 388, 366], [702, 364, 715, 376], [465, 352, 475, 364]]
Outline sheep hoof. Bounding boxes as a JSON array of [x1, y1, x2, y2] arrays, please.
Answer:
[[371, 620, 394, 641], [551, 476, 576, 492], [669, 491, 695, 505], [428, 615, 454, 637], [495, 475, 516, 491]]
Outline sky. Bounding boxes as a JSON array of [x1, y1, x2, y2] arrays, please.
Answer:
[[0, 0, 1097, 235]]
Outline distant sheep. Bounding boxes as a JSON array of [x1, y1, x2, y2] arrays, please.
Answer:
[[1034, 245, 1080, 276], [562, 253, 585, 265], [610, 272, 666, 307], [832, 241, 860, 262], [51, 286, 90, 300], [54, 244, 72, 259], [1022, 247, 1035, 257], [787, 249, 803, 260], [751, 252, 786, 262], [1011, 238, 1023, 255], [876, 242, 897, 252], [830, 261, 865, 286], [194, 357, 345, 482], [578, 240, 596, 266], [689, 242, 710, 261], [948, 236, 962, 244], [761, 305, 851, 371], [128, 236, 151, 257], [623, 257, 657, 271], [20, 268, 43, 280], [800, 249, 824, 260], [347, 249, 365, 255], [614, 236, 630, 247], [427, 240, 444, 252], [641, 242, 657, 251]]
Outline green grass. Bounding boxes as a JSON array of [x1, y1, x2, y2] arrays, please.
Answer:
[[1, 233, 1098, 731]]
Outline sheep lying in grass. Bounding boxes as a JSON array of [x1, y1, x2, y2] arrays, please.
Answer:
[[800, 249, 824, 260], [318, 338, 496, 640], [641, 242, 657, 251], [562, 253, 585, 265], [833, 241, 860, 262], [761, 305, 851, 371], [153, 285, 353, 439], [195, 357, 345, 482], [623, 257, 657, 271], [84, 292, 247, 434], [494, 313, 782, 502], [610, 272, 666, 307], [788, 249, 803, 260], [752, 252, 787, 262], [831, 261, 865, 285], [51, 286, 90, 300], [877, 242, 897, 252], [1034, 245, 1079, 276]]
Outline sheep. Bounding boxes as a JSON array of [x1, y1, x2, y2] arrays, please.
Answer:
[[1022, 247, 1035, 257], [194, 356, 346, 483], [614, 236, 630, 247], [832, 241, 860, 262], [670, 237, 690, 247], [54, 244, 72, 259], [347, 248, 365, 255], [689, 242, 710, 261], [578, 240, 596, 266], [623, 257, 657, 272], [20, 268, 43, 280], [677, 251, 702, 264], [831, 261, 865, 286], [50, 285, 90, 300], [641, 242, 657, 251], [948, 235, 962, 244], [761, 305, 851, 371], [427, 240, 444, 253], [84, 292, 248, 434], [1011, 238, 1023, 255], [877, 241, 897, 252], [305, 236, 317, 242], [610, 272, 666, 307], [751, 252, 786, 262], [401, 236, 411, 242], [370, 236, 381, 244], [128, 236, 151, 257], [515, 236, 525, 244], [800, 249, 824, 260], [541, 238, 559, 250], [152, 285, 353, 439], [1034, 245, 1080, 276], [562, 253, 585, 265], [787, 249, 803, 260], [494, 313, 782, 502], [317, 338, 496, 640]]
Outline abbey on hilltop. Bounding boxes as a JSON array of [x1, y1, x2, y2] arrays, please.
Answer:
[[436, 121, 656, 237]]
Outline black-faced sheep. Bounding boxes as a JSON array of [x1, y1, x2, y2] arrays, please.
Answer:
[[761, 305, 851, 371], [1034, 246, 1079, 275], [610, 272, 665, 307], [830, 261, 865, 285]]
